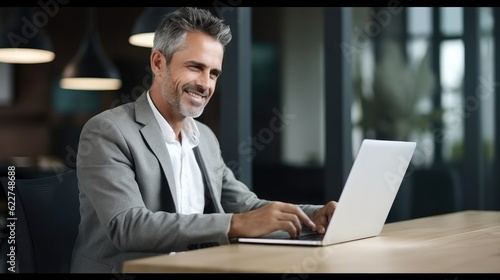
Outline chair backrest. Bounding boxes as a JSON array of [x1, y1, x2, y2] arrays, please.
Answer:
[[411, 164, 462, 219], [0, 169, 80, 273]]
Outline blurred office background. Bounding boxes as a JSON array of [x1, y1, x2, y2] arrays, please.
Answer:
[[1, 7, 499, 257]]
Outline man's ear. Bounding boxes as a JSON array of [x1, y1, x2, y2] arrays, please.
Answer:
[[150, 50, 165, 77]]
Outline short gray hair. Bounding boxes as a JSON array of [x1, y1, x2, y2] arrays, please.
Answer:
[[152, 7, 232, 63]]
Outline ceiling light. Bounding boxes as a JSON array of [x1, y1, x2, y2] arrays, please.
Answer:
[[60, 7, 121, 91], [129, 7, 177, 48], [0, 7, 55, 64]]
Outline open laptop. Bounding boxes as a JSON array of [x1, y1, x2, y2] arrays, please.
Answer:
[[237, 139, 417, 246]]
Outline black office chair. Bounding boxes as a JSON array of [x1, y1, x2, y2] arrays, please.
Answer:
[[410, 164, 462, 219], [0, 169, 80, 273]]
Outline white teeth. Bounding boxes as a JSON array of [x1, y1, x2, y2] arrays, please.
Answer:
[[186, 91, 203, 99]]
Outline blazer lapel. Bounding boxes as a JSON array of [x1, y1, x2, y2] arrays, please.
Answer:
[[193, 147, 224, 213], [134, 92, 179, 210]]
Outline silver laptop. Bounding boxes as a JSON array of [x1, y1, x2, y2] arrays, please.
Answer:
[[237, 139, 417, 246]]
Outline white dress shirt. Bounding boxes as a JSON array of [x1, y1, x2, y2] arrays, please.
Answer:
[[147, 91, 205, 214]]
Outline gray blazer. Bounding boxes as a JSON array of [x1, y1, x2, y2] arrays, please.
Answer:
[[70, 92, 320, 273]]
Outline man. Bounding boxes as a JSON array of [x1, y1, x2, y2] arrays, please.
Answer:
[[70, 7, 336, 273]]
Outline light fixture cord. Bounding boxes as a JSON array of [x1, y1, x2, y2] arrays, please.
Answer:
[[86, 7, 96, 33]]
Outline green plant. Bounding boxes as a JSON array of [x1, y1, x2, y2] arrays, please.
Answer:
[[354, 42, 441, 141]]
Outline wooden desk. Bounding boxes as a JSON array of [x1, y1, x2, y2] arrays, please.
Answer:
[[122, 210, 500, 273]]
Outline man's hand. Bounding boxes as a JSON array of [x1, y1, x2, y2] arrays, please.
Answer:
[[228, 201, 316, 239], [311, 201, 337, 234]]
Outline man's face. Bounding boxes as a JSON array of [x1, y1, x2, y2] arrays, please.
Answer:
[[161, 32, 224, 118]]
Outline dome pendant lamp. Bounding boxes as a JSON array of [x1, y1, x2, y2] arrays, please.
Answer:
[[0, 7, 55, 64], [129, 7, 177, 48], [60, 7, 121, 91]]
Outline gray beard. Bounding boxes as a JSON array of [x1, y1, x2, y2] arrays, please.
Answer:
[[165, 93, 204, 118]]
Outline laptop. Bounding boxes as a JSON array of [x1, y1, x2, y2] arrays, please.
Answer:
[[236, 139, 417, 246]]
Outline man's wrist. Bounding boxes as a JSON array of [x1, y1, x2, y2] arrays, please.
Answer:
[[227, 213, 240, 238]]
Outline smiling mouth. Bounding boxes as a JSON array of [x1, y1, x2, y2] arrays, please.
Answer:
[[185, 90, 205, 99]]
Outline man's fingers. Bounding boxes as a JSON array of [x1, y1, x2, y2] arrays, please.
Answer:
[[327, 201, 337, 222], [278, 212, 302, 238], [316, 225, 326, 234], [280, 203, 316, 229]]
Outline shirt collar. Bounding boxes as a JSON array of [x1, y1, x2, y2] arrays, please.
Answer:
[[146, 90, 200, 148]]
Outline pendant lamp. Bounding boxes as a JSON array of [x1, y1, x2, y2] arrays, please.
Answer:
[[129, 7, 177, 48], [60, 7, 121, 91], [0, 7, 55, 64]]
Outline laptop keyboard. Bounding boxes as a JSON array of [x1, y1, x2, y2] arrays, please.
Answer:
[[257, 228, 325, 240], [272, 230, 324, 240], [298, 232, 325, 241]]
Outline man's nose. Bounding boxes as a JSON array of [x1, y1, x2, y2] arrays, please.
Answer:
[[196, 70, 211, 90]]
